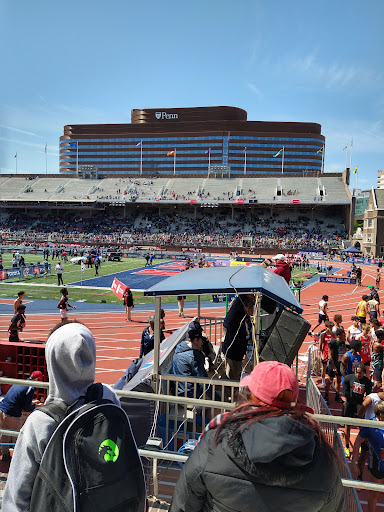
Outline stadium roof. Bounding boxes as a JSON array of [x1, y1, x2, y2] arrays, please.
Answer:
[[144, 265, 303, 313]]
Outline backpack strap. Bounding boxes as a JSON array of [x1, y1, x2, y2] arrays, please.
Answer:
[[38, 400, 69, 423]]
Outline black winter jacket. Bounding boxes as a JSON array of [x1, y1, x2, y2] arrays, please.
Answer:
[[170, 415, 344, 512], [222, 297, 251, 361]]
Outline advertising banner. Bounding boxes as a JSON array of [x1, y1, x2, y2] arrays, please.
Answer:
[[111, 277, 127, 299], [212, 293, 235, 303], [0, 264, 51, 281], [319, 276, 357, 285]]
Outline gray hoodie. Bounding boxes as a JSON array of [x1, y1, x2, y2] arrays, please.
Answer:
[[3, 322, 120, 512]]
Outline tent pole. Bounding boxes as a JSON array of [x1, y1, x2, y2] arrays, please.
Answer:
[[153, 296, 162, 384]]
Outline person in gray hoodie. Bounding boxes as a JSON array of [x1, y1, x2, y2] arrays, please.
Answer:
[[3, 321, 123, 512], [170, 361, 344, 512]]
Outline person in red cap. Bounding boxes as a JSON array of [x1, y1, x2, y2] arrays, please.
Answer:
[[170, 361, 344, 512], [0, 371, 43, 461], [272, 254, 291, 284]]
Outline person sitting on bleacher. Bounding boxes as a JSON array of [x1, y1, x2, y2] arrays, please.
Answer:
[[171, 326, 208, 398]]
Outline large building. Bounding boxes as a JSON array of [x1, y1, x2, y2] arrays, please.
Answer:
[[59, 106, 325, 176], [378, 170, 384, 189], [362, 188, 384, 257]]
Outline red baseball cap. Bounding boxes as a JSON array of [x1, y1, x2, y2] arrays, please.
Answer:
[[240, 361, 313, 413], [31, 370, 43, 381]]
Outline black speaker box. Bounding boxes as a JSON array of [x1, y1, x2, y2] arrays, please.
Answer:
[[259, 309, 310, 366]]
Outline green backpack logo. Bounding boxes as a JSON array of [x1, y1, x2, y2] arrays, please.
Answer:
[[98, 439, 119, 462]]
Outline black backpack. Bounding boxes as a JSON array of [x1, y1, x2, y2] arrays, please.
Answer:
[[29, 383, 146, 512]]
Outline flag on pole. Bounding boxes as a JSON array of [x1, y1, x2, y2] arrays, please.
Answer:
[[69, 142, 77, 147], [343, 145, 348, 150], [353, 166, 358, 174], [315, 147, 323, 155], [205, 149, 210, 155], [243, 147, 247, 153], [167, 150, 175, 156], [273, 149, 283, 158], [136, 141, 142, 147], [14, 153, 17, 158]]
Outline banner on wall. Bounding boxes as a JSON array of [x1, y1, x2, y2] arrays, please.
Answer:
[[319, 276, 357, 285]]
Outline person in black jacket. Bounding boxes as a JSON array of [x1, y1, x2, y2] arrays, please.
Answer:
[[221, 295, 254, 381], [140, 315, 165, 357], [123, 287, 134, 321], [170, 361, 344, 512]]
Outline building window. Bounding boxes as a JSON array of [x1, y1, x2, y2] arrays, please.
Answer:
[[381, 246, 384, 254]]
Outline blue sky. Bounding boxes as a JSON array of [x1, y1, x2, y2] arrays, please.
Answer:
[[1, 0, 383, 190]]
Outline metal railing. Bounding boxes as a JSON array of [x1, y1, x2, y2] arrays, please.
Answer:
[[306, 346, 363, 512]]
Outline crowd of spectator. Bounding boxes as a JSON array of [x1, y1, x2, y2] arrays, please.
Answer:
[[0, 208, 348, 249]]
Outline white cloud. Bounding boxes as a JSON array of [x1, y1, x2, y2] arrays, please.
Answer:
[[0, 125, 38, 137], [247, 82, 263, 98], [0, 136, 59, 155], [290, 53, 382, 91]]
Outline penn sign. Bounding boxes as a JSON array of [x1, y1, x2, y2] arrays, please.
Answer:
[[155, 112, 178, 120]]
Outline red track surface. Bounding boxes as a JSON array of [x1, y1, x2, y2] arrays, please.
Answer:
[[0, 260, 382, 509]]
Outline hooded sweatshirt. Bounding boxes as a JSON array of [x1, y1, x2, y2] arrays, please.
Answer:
[[3, 322, 120, 512], [273, 260, 291, 284], [170, 415, 344, 512]]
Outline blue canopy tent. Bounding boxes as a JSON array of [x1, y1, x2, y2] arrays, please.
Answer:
[[341, 246, 362, 253], [144, 265, 303, 379]]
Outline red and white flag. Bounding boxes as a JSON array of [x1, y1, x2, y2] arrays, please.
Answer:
[[111, 277, 127, 299]]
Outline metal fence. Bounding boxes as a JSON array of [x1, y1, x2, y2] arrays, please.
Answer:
[[306, 347, 363, 512]]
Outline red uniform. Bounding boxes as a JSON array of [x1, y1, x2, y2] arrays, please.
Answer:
[[359, 335, 371, 364], [321, 332, 334, 362]]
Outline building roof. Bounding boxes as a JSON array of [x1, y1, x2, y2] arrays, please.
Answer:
[[374, 189, 384, 210]]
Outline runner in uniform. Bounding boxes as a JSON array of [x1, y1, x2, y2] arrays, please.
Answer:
[[332, 314, 344, 335], [342, 362, 372, 458], [13, 291, 25, 315], [325, 328, 346, 404], [310, 295, 329, 335], [8, 305, 26, 343], [346, 316, 362, 345], [359, 323, 373, 369], [372, 330, 384, 390], [376, 268, 381, 289], [341, 339, 362, 376], [57, 288, 76, 321], [319, 321, 335, 388], [352, 402, 384, 512], [356, 295, 369, 324]]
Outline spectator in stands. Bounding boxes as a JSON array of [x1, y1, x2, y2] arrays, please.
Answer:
[[170, 361, 344, 512], [3, 321, 139, 512], [0, 371, 43, 461], [352, 401, 384, 512], [272, 254, 291, 284], [140, 315, 165, 357], [171, 326, 208, 397], [221, 295, 254, 381]]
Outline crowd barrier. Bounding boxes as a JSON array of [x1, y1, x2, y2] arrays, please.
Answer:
[[1, 341, 384, 508]]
